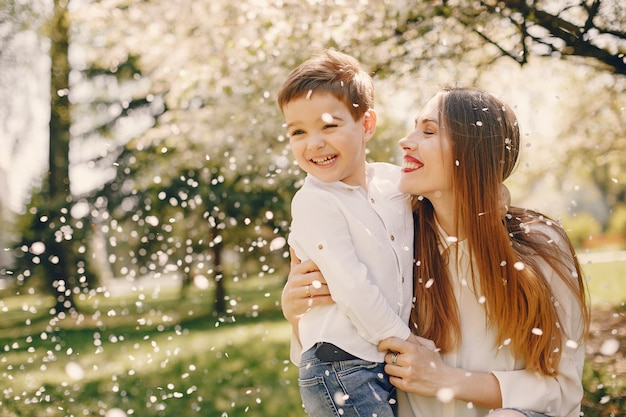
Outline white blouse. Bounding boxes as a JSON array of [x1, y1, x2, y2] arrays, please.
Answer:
[[399, 221, 585, 417]]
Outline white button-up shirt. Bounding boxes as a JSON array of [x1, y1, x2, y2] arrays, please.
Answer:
[[289, 162, 414, 363], [398, 221, 585, 417]]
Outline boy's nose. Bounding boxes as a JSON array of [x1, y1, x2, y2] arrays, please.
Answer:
[[307, 134, 325, 149]]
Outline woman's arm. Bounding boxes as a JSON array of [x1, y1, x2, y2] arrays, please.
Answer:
[[379, 337, 503, 409]]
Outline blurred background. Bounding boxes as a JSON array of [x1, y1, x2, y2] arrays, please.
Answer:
[[0, 0, 624, 416]]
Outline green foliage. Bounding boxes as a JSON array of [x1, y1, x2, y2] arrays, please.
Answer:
[[582, 261, 626, 307], [606, 204, 626, 239], [561, 213, 603, 249]]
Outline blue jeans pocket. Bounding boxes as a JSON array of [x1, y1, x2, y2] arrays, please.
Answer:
[[298, 346, 397, 417]]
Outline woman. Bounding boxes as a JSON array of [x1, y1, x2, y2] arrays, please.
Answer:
[[282, 86, 590, 417]]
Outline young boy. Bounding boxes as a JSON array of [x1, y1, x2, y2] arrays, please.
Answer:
[[276, 49, 415, 417]]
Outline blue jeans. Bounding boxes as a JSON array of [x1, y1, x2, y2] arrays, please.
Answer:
[[299, 344, 397, 417]]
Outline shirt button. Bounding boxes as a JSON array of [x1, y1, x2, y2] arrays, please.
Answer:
[[370, 198, 375, 204], [390, 235, 395, 241], [402, 276, 405, 283], [317, 244, 324, 250]]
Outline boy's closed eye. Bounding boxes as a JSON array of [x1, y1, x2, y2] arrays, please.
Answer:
[[289, 129, 306, 137]]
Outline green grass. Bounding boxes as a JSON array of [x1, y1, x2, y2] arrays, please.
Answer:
[[0, 261, 624, 417], [0, 274, 305, 417], [582, 260, 626, 308]]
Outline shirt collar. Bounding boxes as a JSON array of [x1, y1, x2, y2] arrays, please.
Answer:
[[305, 163, 373, 193]]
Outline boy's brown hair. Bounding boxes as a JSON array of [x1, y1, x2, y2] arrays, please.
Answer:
[[276, 49, 374, 121]]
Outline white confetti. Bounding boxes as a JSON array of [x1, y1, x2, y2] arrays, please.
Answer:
[[193, 275, 210, 290], [321, 112, 333, 123], [334, 391, 348, 406], [599, 338, 620, 356], [436, 387, 454, 403], [65, 361, 85, 380], [105, 409, 127, 417], [269, 236, 286, 251]]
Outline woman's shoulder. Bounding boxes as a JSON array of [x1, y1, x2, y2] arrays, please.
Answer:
[[509, 207, 570, 247]]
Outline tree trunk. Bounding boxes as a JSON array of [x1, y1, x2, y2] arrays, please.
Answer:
[[211, 227, 226, 314], [46, 0, 77, 315]]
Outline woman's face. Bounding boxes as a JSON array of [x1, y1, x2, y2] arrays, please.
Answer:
[[397, 93, 455, 203]]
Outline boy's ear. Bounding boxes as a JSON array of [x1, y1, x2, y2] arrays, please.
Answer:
[[362, 109, 377, 138]]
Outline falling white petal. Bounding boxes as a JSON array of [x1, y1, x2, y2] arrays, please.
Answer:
[[437, 387, 454, 403], [599, 338, 619, 356]]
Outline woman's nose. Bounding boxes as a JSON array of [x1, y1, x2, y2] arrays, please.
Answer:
[[398, 135, 414, 150]]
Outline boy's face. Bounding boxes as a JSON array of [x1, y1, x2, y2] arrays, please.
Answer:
[[282, 92, 376, 187]]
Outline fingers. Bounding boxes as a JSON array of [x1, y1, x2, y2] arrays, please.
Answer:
[[387, 351, 400, 366], [304, 282, 330, 298], [289, 247, 301, 266], [304, 294, 333, 308], [281, 274, 332, 320], [378, 336, 408, 353], [294, 258, 323, 274]]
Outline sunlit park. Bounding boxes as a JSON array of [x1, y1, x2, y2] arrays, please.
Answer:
[[0, 0, 624, 416]]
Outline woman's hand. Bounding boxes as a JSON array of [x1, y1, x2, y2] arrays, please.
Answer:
[[379, 336, 451, 398], [379, 336, 503, 409], [280, 248, 333, 326]]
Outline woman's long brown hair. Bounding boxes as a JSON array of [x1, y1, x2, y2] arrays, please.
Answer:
[[409, 87, 590, 376]]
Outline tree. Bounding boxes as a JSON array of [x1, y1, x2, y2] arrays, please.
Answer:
[[72, 0, 625, 301], [7, 0, 624, 315], [374, 0, 626, 76], [96, 137, 292, 315], [555, 70, 626, 222], [39, 0, 78, 315]]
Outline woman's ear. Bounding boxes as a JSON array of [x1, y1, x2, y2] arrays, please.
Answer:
[[362, 109, 377, 140]]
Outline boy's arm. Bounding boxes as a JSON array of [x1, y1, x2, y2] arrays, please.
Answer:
[[290, 189, 410, 344]]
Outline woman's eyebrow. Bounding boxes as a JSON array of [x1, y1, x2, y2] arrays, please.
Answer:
[[415, 116, 438, 125]]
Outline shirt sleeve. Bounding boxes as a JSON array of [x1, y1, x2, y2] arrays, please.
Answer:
[[493, 226, 585, 416], [289, 329, 303, 365], [289, 188, 411, 345]]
